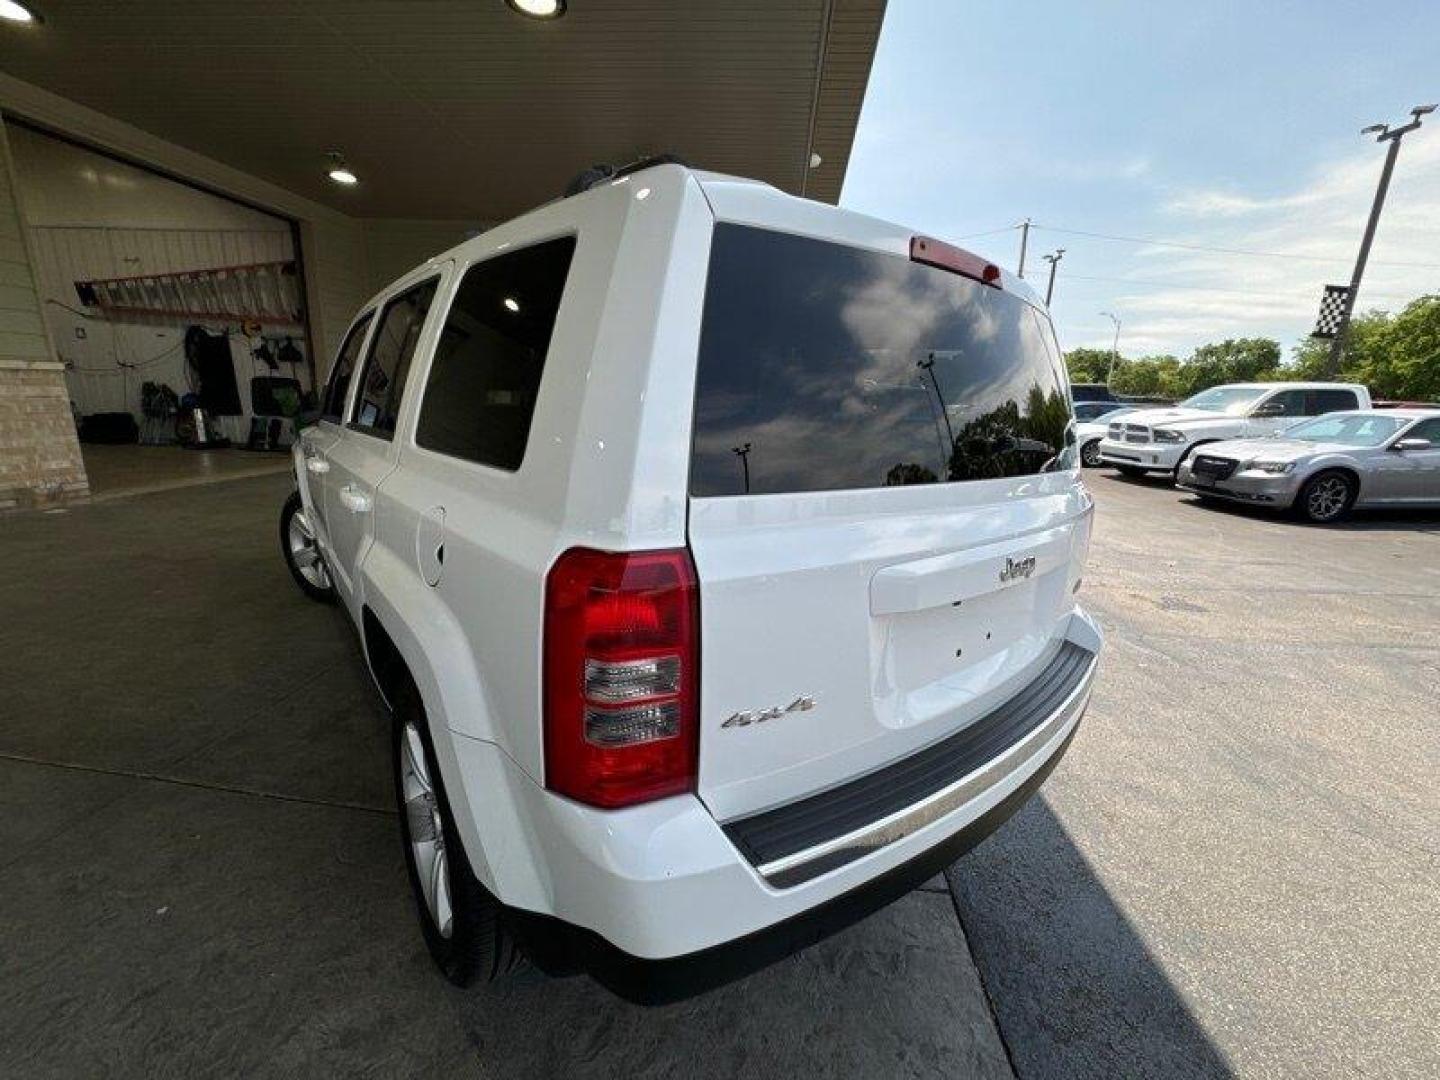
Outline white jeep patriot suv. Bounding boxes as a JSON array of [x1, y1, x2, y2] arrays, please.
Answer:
[[1097, 381, 1371, 479], [278, 162, 1101, 1002]]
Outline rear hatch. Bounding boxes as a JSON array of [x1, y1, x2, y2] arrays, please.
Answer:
[[686, 223, 1091, 823]]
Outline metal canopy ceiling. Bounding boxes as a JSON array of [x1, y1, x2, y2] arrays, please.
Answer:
[[0, 0, 886, 220]]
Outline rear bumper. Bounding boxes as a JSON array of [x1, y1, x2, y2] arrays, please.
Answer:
[[511, 721, 1081, 1004], [446, 609, 1100, 999]]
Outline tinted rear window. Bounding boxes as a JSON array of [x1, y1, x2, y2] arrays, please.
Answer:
[[689, 225, 1074, 497]]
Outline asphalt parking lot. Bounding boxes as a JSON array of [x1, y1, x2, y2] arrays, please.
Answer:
[[2, 471, 1436, 1078]]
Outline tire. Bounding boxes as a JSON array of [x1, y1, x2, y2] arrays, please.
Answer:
[[1296, 470, 1356, 524], [1081, 440, 1103, 468], [1116, 465, 1148, 478], [280, 491, 335, 603], [393, 685, 522, 987]]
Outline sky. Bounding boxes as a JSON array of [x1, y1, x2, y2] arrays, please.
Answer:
[[841, 0, 1440, 361]]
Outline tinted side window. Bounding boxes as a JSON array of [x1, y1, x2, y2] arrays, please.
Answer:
[[690, 225, 1073, 497], [1406, 418, 1440, 443], [415, 237, 576, 471], [1311, 389, 1360, 414], [1265, 390, 1310, 417], [321, 312, 373, 419], [351, 279, 440, 437]]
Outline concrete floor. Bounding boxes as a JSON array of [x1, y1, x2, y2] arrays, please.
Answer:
[[81, 443, 291, 500], [2, 470, 1436, 1077], [952, 472, 1440, 1079], [0, 474, 1009, 1080]]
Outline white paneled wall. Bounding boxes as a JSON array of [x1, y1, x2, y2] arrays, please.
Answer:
[[10, 127, 313, 431]]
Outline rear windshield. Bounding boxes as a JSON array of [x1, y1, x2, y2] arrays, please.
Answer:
[[689, 224, 1074, 497]]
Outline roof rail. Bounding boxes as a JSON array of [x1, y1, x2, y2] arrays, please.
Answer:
[[563, 154, 692, 197]]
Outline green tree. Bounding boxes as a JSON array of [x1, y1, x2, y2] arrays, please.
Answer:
[[1110, 354, 1179, 397], [1174, 338, 1282, 396], [1061, 347, 1113, 383], [1284, 296, 1440, 400]]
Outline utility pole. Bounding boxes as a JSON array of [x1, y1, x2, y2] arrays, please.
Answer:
[[1016, 218, 1032, 279], [1100, 311, 1121, 386], [1326, 103, 1436, 375], [1042, 249, 1065, 306]]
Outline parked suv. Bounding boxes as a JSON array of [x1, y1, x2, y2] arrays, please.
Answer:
[[1097, 381, 1371, 478], [278, 163, 1101, 1002]]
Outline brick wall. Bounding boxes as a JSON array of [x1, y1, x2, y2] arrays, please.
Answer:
[[1, 113, 88, 508], [0, 361, 87, 508]]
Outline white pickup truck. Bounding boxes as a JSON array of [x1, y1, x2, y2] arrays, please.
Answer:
[[278, 161, 1101, 1003], [1097, 381, 1372, 478]]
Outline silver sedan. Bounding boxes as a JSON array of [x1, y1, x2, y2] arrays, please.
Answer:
[[1175, 408, 1440, 523]]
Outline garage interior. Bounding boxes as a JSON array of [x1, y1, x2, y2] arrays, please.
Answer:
[[9, 124, 314, 496], [0, 0, 883, 507]]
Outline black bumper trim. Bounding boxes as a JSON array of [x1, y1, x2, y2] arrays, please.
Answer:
[[507, 721, 1081, 1005], [720, 641, 1094, 874]]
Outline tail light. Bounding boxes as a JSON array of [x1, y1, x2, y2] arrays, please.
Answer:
[[910, 235, 1002, 288], [543, 547, 698, 808]]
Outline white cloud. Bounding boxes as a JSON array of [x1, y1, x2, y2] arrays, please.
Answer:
[[1055, 134, 1440, 358]]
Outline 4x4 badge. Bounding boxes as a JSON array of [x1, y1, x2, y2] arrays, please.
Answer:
[[999, 555, 1037, 583], [722, 696, 817, 729]]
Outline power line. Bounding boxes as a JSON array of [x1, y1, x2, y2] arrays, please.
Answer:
[[1030, 223, 1440, 270], [1046, 271, 1428, 304], [953, 224, 1020, 241]]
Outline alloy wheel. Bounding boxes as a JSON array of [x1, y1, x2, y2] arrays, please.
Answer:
[[1307, 476, 1349, 521], [1081, 440, 1102, 467], [287, 510, 332, 589], [400, 721, 454, 938]]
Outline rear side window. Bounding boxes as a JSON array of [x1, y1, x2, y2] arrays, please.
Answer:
[[1407, 417, 1440, 443], [690, 225, 1073, 497], [415, 237, 576, 471], [351, 279, 440, 437], [1311, 389, 1360, 414], [321, 312, 373, 419]]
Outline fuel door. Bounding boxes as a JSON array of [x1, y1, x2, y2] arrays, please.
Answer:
[[416, 506, 446, 587]]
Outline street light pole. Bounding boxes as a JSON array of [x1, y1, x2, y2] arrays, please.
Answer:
[[1042, 249, 1065, 306], [1017, 218, 1032, 279], [1325, 103, 1436, 375], [731, 442, 752, 494], [917, 354, 956, 450], [1100, 311, 1121, 386]]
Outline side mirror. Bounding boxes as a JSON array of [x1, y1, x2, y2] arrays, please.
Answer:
[[1392, 437, 1433, 452], [1250, 401, 1285, 417]]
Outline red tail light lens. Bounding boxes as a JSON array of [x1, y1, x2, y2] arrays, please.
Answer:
[[543, 547, 698, 808], [910, 235, 1003, 288]]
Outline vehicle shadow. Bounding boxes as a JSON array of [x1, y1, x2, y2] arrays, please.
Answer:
[[438, 796, 1235, 1080], [1093, 468, 1175, 490], [1174, 493, 1440, 533], [948, 796, 1237, 1079]]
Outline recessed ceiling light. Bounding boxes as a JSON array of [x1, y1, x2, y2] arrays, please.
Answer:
[[0, 1, 40, 24], [326, 152, 358, 186], [503, 297, 520, 312], [506, 0, 566, 19]]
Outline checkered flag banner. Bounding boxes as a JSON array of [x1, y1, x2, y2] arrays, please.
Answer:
[[1311, 284, 1351, 339]]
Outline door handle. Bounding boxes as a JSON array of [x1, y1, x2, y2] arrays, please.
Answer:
[[305, 457, 330, 475], [338, 485, 371, 513]]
